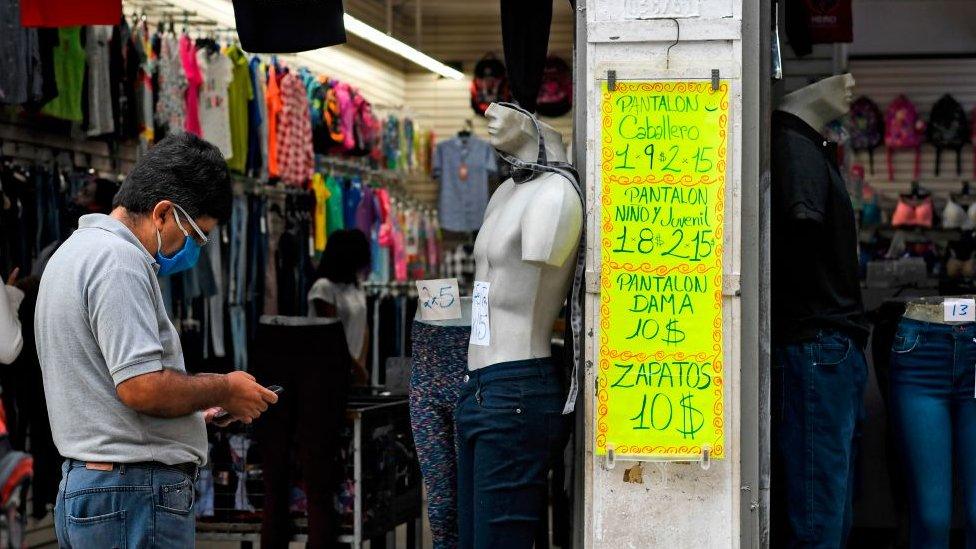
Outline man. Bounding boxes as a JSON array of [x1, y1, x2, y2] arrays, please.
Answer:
[[36, 133, 278, 548]]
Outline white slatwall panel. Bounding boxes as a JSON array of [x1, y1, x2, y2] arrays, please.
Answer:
[[849, 58, 976, 208]]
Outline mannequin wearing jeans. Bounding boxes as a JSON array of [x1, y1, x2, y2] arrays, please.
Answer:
[[771, 74, 870, 548], [456, 104, 582, 549], [890, 297, 976, 548]]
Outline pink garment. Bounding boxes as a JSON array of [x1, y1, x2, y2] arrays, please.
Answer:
[[179, 34, 203, 136], [376, 189, 394, 247], [425, 216, 439, 274], [335, 82, 356, 151], [392, 214, 408, 282], [276, 70, 314, 186]]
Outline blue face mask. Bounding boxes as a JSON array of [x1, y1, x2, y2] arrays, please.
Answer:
[[155, 204, 207, 276]]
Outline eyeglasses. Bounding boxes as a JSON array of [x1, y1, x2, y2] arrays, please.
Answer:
[[171, 203, 210, 247]]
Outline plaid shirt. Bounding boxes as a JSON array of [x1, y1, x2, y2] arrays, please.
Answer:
[[442, 244, 476, 290], [276, 71, 314, 186]]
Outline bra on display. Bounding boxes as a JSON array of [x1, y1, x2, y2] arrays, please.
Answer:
[[942, 198, 976, 230], [892, 196, 934, 228]]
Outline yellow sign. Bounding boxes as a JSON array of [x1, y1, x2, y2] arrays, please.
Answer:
[[596, 81, 728, 459]]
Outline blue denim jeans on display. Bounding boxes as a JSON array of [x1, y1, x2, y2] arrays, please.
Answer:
[[55, 460, 196, 548], [772, 330, 868, 548], [229, 196, 249, 370], [455, 358, 570, 549], [890, 318, 976, 549]]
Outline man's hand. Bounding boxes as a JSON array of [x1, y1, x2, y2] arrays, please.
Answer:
[[218, 371, 279, 424], [204, 407, 238, 427], [5, 267, 19, 287]]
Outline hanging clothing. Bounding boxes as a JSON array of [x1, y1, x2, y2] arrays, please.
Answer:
[[246, 56, 266, 178], [325, 175, 345, 235], [179, 33, 203, 136], [312, 173, 329, 255], [225, 46, 252, 173], [342, 177, 362, 229], [131, 22, 155, 151], [197, 48, 234, 158], [433, 136, 498, 232], [154, 32, 186, 135], [265, 64, 282, 178], [0, 0, 44, 106], [41, 27, 86, 122], [110, 21, 140, 141], [276, 70, 315, 186], [85, 25, 115, 136]]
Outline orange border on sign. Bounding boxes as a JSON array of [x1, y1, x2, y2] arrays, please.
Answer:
[[595, 80, 729, 459]]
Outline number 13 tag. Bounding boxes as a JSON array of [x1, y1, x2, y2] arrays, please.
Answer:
[[944, 298, 975, 322]]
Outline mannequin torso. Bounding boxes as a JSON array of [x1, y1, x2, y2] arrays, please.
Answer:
[[467, 105, 583, 370]]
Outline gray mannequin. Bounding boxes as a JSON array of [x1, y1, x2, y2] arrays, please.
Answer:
[[777, 73, 855, 134], [454, 102, 583, 547], [467, 103, 583, 370]]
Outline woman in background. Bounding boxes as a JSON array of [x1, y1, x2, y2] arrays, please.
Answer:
[[308, 229, 371, 384]]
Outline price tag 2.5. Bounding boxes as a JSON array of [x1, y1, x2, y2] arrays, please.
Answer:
[[415, 278, 462, 321], [470, 281, 491, 346], [944, 298, 976, 322]]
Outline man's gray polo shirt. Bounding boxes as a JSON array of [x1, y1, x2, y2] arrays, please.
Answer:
[[36, 214, 208, 466]]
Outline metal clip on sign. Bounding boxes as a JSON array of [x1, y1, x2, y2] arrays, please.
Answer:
[[711, 69, 720, 91], [700, 445, 712, 470], [607, 70, 617, 92], [605, 445, 616, 470]]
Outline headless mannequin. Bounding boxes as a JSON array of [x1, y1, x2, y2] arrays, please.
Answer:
[[777, 73, 855, 133], [467, 103, 583, 370]]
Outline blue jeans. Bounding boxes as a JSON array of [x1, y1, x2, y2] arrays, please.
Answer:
[[455, 358, 570, 549], [55, 460, 196, 548], [890, 318, 976, 548], [772, 330, 867, 548]]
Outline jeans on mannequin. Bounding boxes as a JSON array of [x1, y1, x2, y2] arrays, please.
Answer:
[[889, 318, 976, 548]]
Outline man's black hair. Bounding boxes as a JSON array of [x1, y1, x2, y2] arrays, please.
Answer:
[[112, 133, 233, 222], [316, 229, 371, 285]]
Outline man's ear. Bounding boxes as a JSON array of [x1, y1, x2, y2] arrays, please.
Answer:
[[150, 200, 173, 231]]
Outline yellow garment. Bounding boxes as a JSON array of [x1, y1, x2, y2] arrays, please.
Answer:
[[312, 173, 330, 254]]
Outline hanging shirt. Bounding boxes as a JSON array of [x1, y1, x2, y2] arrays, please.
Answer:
[[276, 70, 314, 186], [343, 177, 362, 229], [131, 22, 155, 151], [154, 32, 186, 135], [355, 185, 377, 236], [246, 56, 265, 178], [41, 27, 85, 122], [225, 46, 252, 173], [312, 173, 329, 255], [325, 175, 345, 235], [265, 64, 282, 178], [179, 34, 202, 136], [197, 48, 234, 158], [85, 25, 115, 136], [433, 135, 498, 232], [0, 0, 43, 106]]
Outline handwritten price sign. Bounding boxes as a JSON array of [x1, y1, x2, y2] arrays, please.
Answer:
[[596, 81, 728, 460], [415, 278, 462, 321]]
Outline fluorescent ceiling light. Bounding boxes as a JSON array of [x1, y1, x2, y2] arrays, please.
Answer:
[[161, 0, 463, 80], [343, 14, 463, 80]]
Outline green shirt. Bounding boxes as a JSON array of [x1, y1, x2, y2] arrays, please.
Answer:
[[42, 27, 86, 122], [325, 175, 345, 235], [225, 46, 253, 173]]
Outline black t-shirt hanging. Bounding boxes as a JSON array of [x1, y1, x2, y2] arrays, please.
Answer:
[[232, 0, 346, 54], [771, 110, 868, 344]]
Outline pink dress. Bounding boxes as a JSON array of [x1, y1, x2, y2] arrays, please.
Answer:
[[179, 34, 203, 136]]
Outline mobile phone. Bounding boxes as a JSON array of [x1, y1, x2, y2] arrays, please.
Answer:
[[213, 384, 284, 421]]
